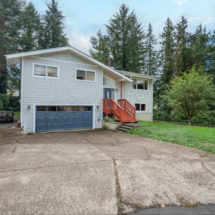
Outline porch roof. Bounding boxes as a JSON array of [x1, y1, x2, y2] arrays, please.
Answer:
[[117, 70, 160, 80]]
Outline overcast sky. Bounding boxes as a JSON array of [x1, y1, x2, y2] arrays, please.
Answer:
[[27, 0, 215, 54]]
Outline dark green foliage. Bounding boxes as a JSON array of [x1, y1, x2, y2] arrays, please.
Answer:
[[166, 67, 215, 125], [99, 4, 146, 72], [145, 23, 158, 76], [174, 16, 192, 76], [0, 94, 9, 110], [0, 0, 25, 94], [19, 2, 41, 52], [42, 0, 68, 48], [89, 30, 111, 65], [159, 18, 175, 85]]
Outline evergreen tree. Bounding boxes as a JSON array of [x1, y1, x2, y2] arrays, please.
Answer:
[[174, 16, 192, 75], [159, 18, 175, 84], [89, 30, 111, 65], [0, 0, 25, 94], [106, 4, 131, 70], [126, 14, 146, 73], [19, 2, 41, 52], [43, 0, 68, 48], [105, 4, 145, 72], [145, 23, 158, 76]]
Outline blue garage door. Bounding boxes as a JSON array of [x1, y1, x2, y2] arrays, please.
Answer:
[[36, 106, 93, 132]]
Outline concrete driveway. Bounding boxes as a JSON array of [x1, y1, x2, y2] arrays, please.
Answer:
[[0, 128, 215, 214]]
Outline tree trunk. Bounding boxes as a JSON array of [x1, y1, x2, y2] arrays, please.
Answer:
[[188, 119, 191, 126]]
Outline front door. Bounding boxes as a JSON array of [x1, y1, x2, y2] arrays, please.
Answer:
[[104, 88, 112, 99]]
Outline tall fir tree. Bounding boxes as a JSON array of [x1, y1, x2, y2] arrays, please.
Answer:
[[126, 14, 146, 73], [89, 30, 111, 65], [0, 0, 25, 94], [43, 0, 68, 48], [19, 2, 41, 52], [105, 4, 145, 72], [145, 23, 158, 76], [159, 18, 175, 84], [174, 16, 192, 76]]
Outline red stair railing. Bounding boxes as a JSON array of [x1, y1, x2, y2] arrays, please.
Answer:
[[118, 99, 136, 118], [103, 98, 122, 122]]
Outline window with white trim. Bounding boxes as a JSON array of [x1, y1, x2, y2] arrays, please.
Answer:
[[133, 79, 148, 90], [34, 64, 58, 78], [76, 69, 95, 81], [135, 103, 146, 111]]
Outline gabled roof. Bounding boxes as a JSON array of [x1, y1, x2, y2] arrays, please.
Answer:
[[5, 46, 132, 82], [117, 70, 160, 80]]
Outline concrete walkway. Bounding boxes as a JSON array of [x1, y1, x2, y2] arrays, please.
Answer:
[[0, 128, 215, 214]]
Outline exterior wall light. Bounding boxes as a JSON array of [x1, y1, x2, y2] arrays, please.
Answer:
[[28, 105, 31, 109]]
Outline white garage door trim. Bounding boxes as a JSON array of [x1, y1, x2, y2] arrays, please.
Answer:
[[33, 103, 96, 133]]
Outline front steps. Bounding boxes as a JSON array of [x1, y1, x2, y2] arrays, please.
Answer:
[[116, 123, 142, 132]]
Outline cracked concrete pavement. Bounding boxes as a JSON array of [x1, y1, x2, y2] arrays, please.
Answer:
[[0, 127, 215, 214]]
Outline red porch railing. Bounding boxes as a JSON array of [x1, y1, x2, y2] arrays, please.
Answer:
[[118, 99, 136, 118], [103, 98, 122, 121]]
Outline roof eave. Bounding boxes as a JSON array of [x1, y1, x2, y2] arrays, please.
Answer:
[[5, 46, 132, 82]]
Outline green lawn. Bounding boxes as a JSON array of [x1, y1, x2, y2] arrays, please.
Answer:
[[14, 112, 20, 116], [127, 121, 215, 154]]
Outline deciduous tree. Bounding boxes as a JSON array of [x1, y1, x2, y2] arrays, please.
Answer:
[[166, 67, 215, 125]]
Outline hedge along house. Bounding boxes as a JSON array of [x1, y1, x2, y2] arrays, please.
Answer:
[[5, 46, 159, 133]]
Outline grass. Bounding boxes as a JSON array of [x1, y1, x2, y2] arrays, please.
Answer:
[[14, 112, 20, 115], [127, 121, 215, 154]]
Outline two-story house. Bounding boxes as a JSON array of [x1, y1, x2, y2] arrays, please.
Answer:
[[5, 46, 159, 133]]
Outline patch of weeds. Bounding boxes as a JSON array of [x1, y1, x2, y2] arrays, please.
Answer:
[[200, 152, 212, 158], [183, 202, 197, 207], [136, 204, 148, 210], [117, 197, 121, 207]]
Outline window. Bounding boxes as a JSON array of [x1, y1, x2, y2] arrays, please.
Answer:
[[34, 64, 58, 78], [37, 106, 46, 111], [87, 71, 95, 81], [47, 66, 58, 77], [58, 106, 66, 111], [85, 106, 92, 111], [76, 106, 84, 111], [132, 79, 148, 90], [135, 103, 146, 111], [67, 107, 75, 111], [76, 69, 95, 81], [48, 106, 56, 111]]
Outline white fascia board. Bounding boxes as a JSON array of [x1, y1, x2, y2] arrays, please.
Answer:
[[5, 46, 132, 82], [120, 71, 160, 80]]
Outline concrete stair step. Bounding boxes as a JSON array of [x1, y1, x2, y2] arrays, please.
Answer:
[[116, 127, 129, 132]]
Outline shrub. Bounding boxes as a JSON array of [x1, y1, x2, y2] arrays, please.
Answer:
[[0, 94, 9, 111], [103, 116, 115, 122]]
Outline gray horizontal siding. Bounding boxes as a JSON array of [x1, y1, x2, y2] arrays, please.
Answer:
[[22, 55, 103, 133], [37, 50, 95, 65], [116, 79, 153, 114]]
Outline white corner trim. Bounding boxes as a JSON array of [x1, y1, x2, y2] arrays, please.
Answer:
[[75, 68, 96, 82], [33, 104, 96, 133], [21, 58, 24, 128], [32, 63, 60, 79]]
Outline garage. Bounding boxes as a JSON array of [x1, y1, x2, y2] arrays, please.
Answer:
[[36, 106, 93, 132]]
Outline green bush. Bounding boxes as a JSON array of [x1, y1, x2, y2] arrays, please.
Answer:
[[0, 94, 9, 111], [103, 116, 115, 122]]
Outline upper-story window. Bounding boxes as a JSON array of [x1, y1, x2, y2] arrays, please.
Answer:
[[34, 64, 58, 78], [76, 69, 95, 81], [133, 79, 148, 90]]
